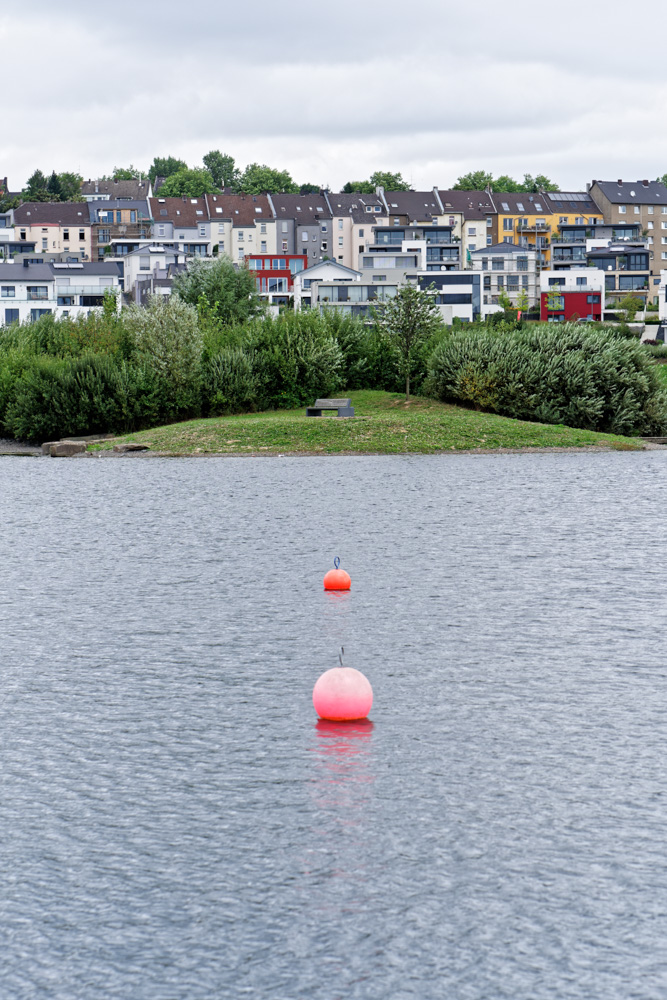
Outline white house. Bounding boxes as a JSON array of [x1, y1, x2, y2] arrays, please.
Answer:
[[292, 259, 361, 310], [0, 260, 122, 323]]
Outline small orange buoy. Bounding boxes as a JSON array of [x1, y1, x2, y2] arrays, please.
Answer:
[[323, 556, 351, 591], [313, 649, 373, 722]]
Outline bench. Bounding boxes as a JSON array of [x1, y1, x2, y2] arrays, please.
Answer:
[[306, 397, 355, 418]]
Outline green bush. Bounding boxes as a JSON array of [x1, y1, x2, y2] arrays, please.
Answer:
[[425, 322, 667, 436]]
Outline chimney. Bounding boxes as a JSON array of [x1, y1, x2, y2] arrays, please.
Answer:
[[617, 179, 623, 185], [95, 181, 98, 194], [643, 179, 649, 187]]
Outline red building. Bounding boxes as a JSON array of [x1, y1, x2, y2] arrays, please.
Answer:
[[245, 254, 307, 303], [539, 272, 605, 322]]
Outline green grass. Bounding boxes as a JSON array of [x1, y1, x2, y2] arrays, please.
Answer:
[[90, 391, 644, 456]]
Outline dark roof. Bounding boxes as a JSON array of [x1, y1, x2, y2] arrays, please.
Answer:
[[88, 200, 151, 221], [382, 190, 441, 220], [149, 196, 209, 226], [14, 202, 92, 225], [470, 243, 536, 254], [324, 192, 387, 223], [587, 242, 648, 257], [545, 191, 600, 214], [436, 189, 496, 219], [0, 262, 54, 279], [591, 180, 667, 204], [205, 193, 272, 226], [270, 193, 332, 219], [82, 179, 151, 199], [50, 261, 123, 276]]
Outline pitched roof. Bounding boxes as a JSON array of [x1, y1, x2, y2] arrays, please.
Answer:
[[269, 193, 332, 220], [297, 259, 361, 277], [591, 180, 667, 205], [149, 196, 209, 226], [545, 191, 600, 214], [381, 190, 442, 221], [324, 192, 387, 223], [14, 202, 92, 225], [88, 200, 152, 221], [491, 192, 550, 214], [0, 262, 54, 279], [205, 193, 272, 226], [82, 179, 151, 199], [436, 189, 495, 219]]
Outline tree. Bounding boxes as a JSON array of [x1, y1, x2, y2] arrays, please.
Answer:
[[342, 170, 410, 193], [657, 174, 667, 188], [369, 170, 410, 191], [109, 165, 143, 181], [374, 284, 442, 400], [299, 183, 320, 194], [157, 168, 218, 198], [493, 175, 522, 192], [148, 155, 188, 185], [516, 290, 529, 313], [171, 255, 263, 325], [237, 163, 299, 194], [58, 172, 84, 201], [618, 293, 643, 322], [24, 169, 49, 201], [203, 150, 240, 190], [453, 170, 494, 191], [47, 171, 63, 200]]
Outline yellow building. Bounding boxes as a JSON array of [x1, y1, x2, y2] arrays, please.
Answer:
[[491, 191, 603, 269]]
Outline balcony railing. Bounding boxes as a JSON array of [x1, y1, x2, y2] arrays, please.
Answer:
[[551, 235, 587, 244], [516, 221, 551, 232]]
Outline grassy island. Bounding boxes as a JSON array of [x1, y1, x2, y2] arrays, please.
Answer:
[[93, 391, 643, 456]]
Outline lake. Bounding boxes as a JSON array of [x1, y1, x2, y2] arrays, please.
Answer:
[[2, 451, 667, 999]]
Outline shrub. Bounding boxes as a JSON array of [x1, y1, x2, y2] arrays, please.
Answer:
[[425, 322, 667, 436]]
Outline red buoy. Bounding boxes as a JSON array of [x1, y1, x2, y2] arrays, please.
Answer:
[[313, 649, 373, 721], [323, 556, 351, 591]]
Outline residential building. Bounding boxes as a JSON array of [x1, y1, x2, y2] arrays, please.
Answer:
[[586, 241, 650, 307], [89, 199, 152, 260], [539, 269, 605, 322], [123, 245, 188, 301], [435, 189, 496, 260], [380, 189, 445, 228], [491, 192, 553, 269], [269, 193, 333, 265], [315, 279, 398, 317], [588, 179, 667, 301], [363, 224, 461, 272], [469, 243, 539, 308], [323, 192, 388, 269], [149, 196, 212, 256], [292, 259, 362, 311], [551, 221, 643, 268], [13, 202, 93, 260], [0, 259, 122, 323], [246, 253, 308, 307], [206, 193, 274, 260], [415, 271, 483, 323]]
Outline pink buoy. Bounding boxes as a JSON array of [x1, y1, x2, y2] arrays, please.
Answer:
[[313, 648, 373, 722], [323, 556, 351, 591]]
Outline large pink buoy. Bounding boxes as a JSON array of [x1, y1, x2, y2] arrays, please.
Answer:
[[323, 556, 351, 591], [313, 648, 373, 722]]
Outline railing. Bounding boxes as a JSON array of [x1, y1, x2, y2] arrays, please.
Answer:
[[516, 221, 551, 231], [551, 235, 587, 244]]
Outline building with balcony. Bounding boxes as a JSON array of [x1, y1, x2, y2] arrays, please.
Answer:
[[149, 196, 214, 256], [363, 225, 461, 270], [585, 242, 650, 306], [415, 271, 483, 323], [588, 180, 667, 301], [268, 193, 333, 266], [292, 259, 362, 311], [246, 254, 307, 307], [468, 243, 539, 308], [491, 193, 553, 267], [89, 199, 152, 260], [539, 269, 605, 322], [551, 222, 643, 268], [0, 260, 122, 323], [322, 192, 388, 269]]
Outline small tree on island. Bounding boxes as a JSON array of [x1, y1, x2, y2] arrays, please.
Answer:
[[374, 284, 442, 401], [618, 293, 643, 323]]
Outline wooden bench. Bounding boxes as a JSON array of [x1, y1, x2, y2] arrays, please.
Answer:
[[306, 397, 355, 418]]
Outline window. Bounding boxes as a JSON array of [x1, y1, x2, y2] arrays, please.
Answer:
[[372, 275, 386, 281], [260, 241, 267, 252], [98, 229, 110, 244], [522, 275, 528, 288], [130, 211, 137, 223], [301, 232, 309, 242], [1, 286, 15, 297], [199, 226, 206, 237], [27, 286, 48, 300], [481, 257, 488, 270], [338, 220, 343, 230], [560, 216, 568, 224], [139, 257, 150, 270], [507, 276, 519, 290], [503, 236, 514, 244], [63, 229, 69, 240], [503, 218, 514, 230], [42, 238, 48, 249], [78, 230, 84, 241], [312, 236, 317, 242], [4, 309, 19, 324], [157, 225, 165, 236], [321, 225, 328, 233], [648, 206, 654, 214], [619, 206, 626, 214], [238, 231, 244, 241], [359, 229, 364, 237], [30, 308, 52, 321], [20, 230, 26, 240], [321, 242, 328, 251], [547, 294, 564, 310], [634, 206, 640, 214], [57, 295, 75, 306], [576, 277, 587, 286], [468, 227, 476, 236], [338, 237, 343, 247], [282, 241, 288, 252], [469, 244, 476, 252], [487, 236, 492, 245], [492, 258, 504, 270], [587, 295, 600, 303], [648, 222, 654, 229], [663, 208, 667, 214], [483, 275, 491, 289], [486, 217, 492, 227], [238, 249, 244, 260], [261, 223, 267, 234], [548, 278, 565, 286], [516, 256, 528, 272], [497, 276, 504, 288]]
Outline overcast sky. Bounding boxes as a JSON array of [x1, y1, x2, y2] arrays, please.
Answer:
[[5, 0, 667, 193]]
